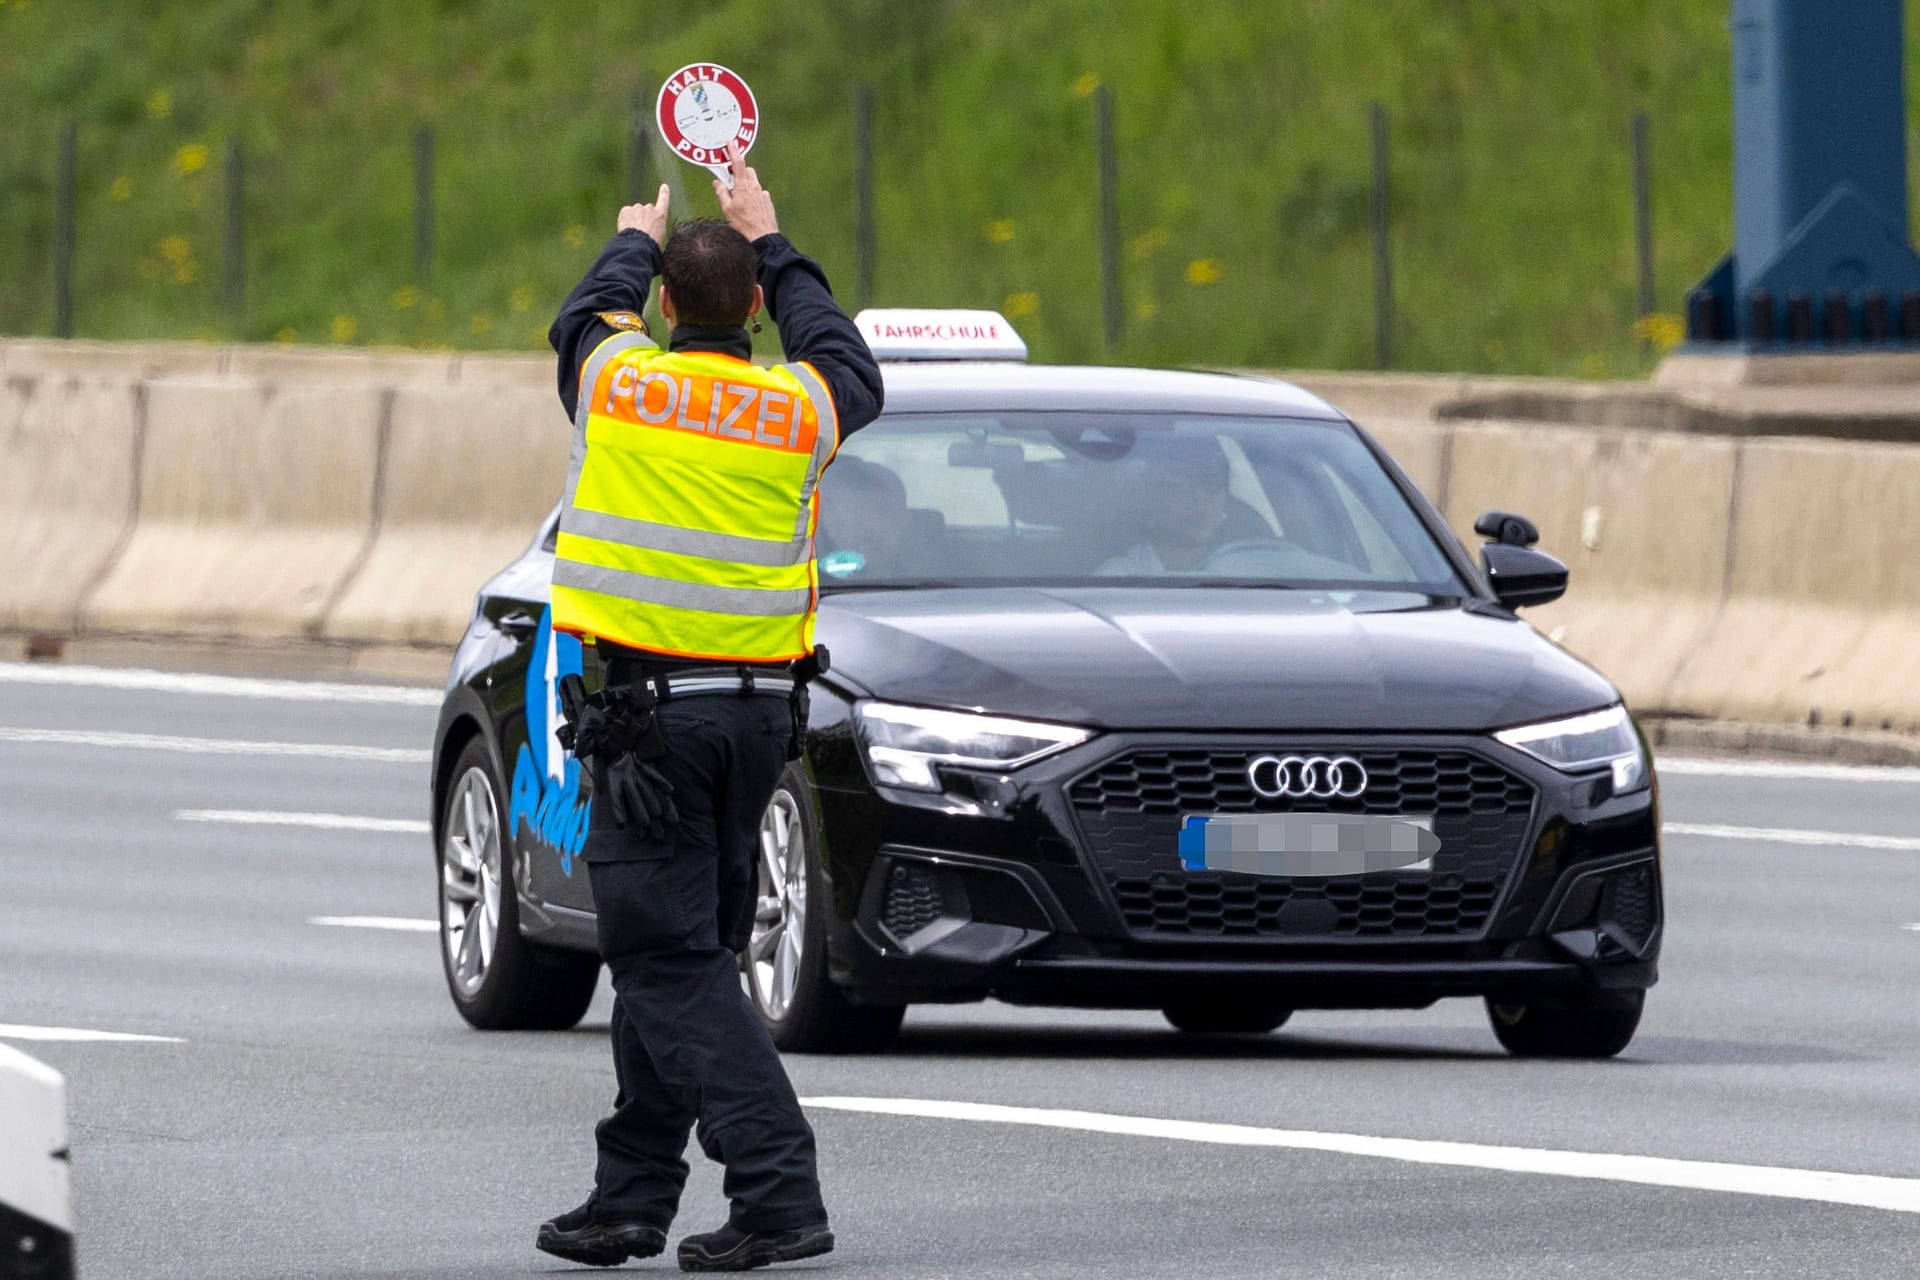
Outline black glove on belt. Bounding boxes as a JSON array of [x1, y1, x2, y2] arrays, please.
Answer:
[[557, 674, 678, 839]]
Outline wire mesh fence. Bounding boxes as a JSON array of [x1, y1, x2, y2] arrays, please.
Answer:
[[0, 82, 1683, 374]]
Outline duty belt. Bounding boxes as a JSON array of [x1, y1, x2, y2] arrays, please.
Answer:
[[654, 672, 796, 699]]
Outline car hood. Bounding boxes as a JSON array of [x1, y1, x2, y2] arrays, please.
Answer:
[[817, 586, 1617, 733]]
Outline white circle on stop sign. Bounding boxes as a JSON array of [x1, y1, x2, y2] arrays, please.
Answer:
[[656, 63, 759, 185]]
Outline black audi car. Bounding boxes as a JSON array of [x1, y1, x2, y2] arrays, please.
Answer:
[[430, 315, 1660, 1057]]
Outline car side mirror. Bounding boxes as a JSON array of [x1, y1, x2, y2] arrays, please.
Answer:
[[1481, 542, 1568, 609], [1473, 510, 1540, 546]]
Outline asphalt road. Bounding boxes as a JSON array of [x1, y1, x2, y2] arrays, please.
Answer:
[[3, 665, 1918, 1278]]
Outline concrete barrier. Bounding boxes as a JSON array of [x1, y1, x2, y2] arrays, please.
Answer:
[[0, 374, 140, 635], [82, 381, 384, 639], [1438, 422, 1738, 716], [1, 338, 228, 381], [1669, 438, 1920, 731], [222, 345, 457, 386], [3, 337, 1919, 736], [324, 385, 567, 646], [0, 1043, 74, 1280], [449, 351, 551, 389]]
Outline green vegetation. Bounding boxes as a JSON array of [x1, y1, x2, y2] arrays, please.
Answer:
[[1, 0, 1913, 374]]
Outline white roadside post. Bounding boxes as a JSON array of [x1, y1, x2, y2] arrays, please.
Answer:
[[0, 1044, 73, 1280]]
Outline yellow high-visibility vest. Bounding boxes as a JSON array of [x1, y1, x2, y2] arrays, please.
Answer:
[[551, 332, 840, 662]]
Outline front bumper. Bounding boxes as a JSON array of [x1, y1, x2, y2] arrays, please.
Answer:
[[814, 729, 1662, 1010]]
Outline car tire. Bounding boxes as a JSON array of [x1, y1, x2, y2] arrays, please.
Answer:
[[1162, 999, 1294, 1035], [746, 767, 905, 1054], [439, 737, 600, 1031], [1485, 991, 1644, 1059]]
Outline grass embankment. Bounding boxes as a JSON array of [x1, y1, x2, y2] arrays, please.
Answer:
[[3, 1, 1909, 375]]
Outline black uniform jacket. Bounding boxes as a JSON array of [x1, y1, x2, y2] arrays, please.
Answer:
[[547, 229, 885, 674], [550, 228, 883, 431]]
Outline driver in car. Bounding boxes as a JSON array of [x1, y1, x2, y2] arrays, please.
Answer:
[[817, 457, 914, 578], [1097, 439, 1236, 574]]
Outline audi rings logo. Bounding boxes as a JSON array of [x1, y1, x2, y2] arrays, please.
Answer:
[[1246, 754, 1369, 799]]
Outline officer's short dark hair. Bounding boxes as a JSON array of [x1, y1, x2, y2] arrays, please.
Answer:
[[662, 218, 758, 327]]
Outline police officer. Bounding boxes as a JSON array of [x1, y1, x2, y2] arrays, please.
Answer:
[[536, 143, 882, 1272]]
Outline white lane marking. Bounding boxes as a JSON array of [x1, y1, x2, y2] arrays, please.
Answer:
[[178, 809, 429, 834], [0, 727, 428, 764], [1665, 822, 1920, 852], [309, 916, 439, 932], [0, 662, 439, 706], [0, 1024, 182, 1044], [802, 1097, 1920, 1216], [1902, 924, 1920, 933], [1658, 757, 1920, 785]]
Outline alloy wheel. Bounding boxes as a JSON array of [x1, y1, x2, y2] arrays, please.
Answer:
[[441, 765, 503, 999], [748, 788, 808, 1022]]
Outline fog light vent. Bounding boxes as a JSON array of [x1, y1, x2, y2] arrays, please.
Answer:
[[1602, 863, 1659, 951], [881, 863, 945, 940]]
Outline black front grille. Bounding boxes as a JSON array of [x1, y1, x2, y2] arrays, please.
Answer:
[[880, 863, 946, 941], [1068, 747, 1536, 941]]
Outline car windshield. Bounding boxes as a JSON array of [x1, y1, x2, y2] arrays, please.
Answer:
[[815, 411, 1465, 594]]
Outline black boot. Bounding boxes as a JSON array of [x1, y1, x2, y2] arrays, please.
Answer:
[[677, 1221, 834, 1272], [537, 1198, 669, 1268]]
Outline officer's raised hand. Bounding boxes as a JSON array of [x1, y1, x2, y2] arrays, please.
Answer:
[[618, 183, 671, 243], [714, 144, 778, 241]]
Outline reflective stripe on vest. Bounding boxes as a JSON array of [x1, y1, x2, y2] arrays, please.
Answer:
[[551, 338, 840, 662]]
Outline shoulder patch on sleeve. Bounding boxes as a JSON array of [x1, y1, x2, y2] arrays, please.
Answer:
[[597, 310, 649, 333]]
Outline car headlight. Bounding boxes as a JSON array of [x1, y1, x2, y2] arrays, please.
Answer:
[[1495, 704, 1650, 795], [854, 701, 1093, 792]]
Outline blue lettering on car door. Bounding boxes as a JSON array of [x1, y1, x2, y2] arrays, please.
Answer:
[[507, 607, 591, 874]]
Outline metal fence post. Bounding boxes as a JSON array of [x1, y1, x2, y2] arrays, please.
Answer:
[[1631, 110, 1656, 335], [412, 124, 435, 283], [853, 84, 876, 310], [1368, 101, 1393, 370], [1095, 84, 1122, 354], [223, 137, 245, 329], [53, 120, 76, 338]]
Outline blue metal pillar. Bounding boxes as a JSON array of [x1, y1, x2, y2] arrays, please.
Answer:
[[1687, 0, 1920, 346]]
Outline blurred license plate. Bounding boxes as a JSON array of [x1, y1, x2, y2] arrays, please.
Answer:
[[1177, 813, 1438, 877]]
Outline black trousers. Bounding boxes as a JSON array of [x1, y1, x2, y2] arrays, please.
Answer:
[[582, 691, 825, 1233]]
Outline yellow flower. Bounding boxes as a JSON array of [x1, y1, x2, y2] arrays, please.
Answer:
[[1130, 228, 1170, 262], [146, 90, 173, 120], [157, 236, 192, 265], [171, 143, 211, 176], [1580, 352, 1609, 379], [108, 176, 133, 202], [1134, 297, 1158, 322], [273, 327, 297, 345], [563, 224, 588, 249], [468, 312, 496, 336], [172, 261, 200, 285], [331, 315, 357, 343], [1071, 72, 1102, 98], [1632, 311, 1685, 353], [509, 285, 535, 313], [983, 219, 1015, 245], [1004, 291, 1040, 319], [390, 286, 420, 311], [1184, 258, 1223, 286]]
